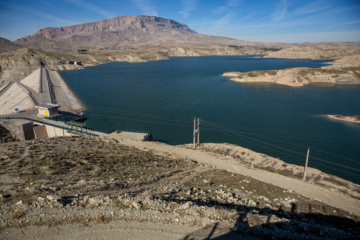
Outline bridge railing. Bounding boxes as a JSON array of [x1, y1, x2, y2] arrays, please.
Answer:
[[0, 116, 99, 137]]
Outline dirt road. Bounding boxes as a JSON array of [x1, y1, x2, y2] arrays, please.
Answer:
[[0, 221, 199, 240]]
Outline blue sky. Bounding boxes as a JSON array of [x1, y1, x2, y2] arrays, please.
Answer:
[[0, 0, 359, 43]]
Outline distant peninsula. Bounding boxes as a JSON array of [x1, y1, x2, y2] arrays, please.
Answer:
[[223, 67, 360, 87], [223, 53, 360, 87], [327, 115, 360, 124]]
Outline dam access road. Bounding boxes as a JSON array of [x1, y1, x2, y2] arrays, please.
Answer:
[[101, 132, 360, 217]]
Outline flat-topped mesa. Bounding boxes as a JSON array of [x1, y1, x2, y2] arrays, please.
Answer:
[[16, 15, 197, 42], [223, 67, 360, 87], [13, 15, 289, 50]]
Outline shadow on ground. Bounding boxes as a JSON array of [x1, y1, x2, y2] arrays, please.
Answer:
[[155, 194, 360, 239]]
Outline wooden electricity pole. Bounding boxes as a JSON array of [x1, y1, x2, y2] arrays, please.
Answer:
[[303, 147, 310, 182], [193, 117, 200, 148]]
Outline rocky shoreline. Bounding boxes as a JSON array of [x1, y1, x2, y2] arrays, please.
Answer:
[[223, 64, 360, 87]]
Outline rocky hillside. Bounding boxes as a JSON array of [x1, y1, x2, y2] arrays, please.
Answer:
[[15, 15, 195, 50], [331, 54, 360, 67], [0, 45, 269, 82], [0, 136, 359, 239], [0, 48, 83, 82], [266, 45, 360, 60], [24, 15, 195, 40], [0, 38, 21, 53], [14, 15, 287, 50]]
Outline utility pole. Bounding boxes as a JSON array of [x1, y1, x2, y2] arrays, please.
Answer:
[[193, 117, 200, 148], [303, 147, 310, 182], [197, 118, 200, 147]]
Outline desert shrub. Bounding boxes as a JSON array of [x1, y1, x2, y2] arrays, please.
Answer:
[[265, 70, 277, 76], [247, 72, 258, 77], [94, 215, 111, 224], [9, 211, 24, 220]]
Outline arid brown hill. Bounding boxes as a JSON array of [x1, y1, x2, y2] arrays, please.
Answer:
[[0, 37, 21, 53], [14, 15, 286, 50]]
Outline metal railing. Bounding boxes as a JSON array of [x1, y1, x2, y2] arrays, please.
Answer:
[[0, 116, 99, 137]]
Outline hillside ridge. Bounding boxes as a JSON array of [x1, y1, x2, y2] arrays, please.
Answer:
[[12, 15, 289, 50], [17, 15, 196, 42]]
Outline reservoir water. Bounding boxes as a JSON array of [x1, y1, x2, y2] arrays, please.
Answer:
[[60, 56, 360, 184]]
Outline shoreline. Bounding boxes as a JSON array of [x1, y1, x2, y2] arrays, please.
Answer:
[[222, 66, 360, 87], [327, 115, 360, 124], [222, 71, 303, 87]]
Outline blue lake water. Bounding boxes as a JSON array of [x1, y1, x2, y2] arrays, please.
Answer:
[[60, 56, 360, 184]]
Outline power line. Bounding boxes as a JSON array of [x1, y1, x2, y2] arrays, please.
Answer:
[[88, 106, 192, 124], [308, 161, 360, 177], [201, 119, 360, 174], [201, 120, 307, 159], [89, 113, 190, 129], [310, 155, 360, 172], [82, 107, 360, 176], [86, 105, 360, 145], [311, 147, 360, 164]]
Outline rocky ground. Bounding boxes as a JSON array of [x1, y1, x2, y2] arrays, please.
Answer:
[[0, 136, 359, 239]]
